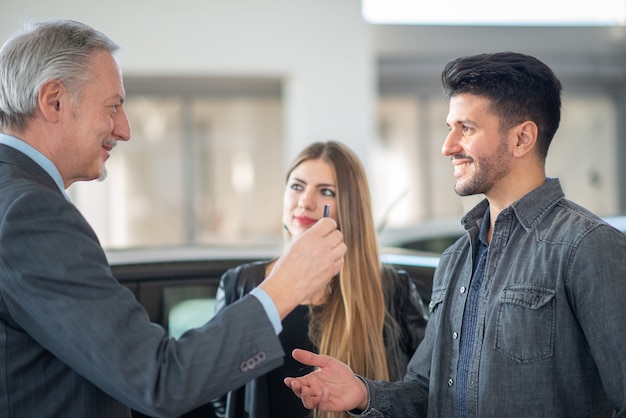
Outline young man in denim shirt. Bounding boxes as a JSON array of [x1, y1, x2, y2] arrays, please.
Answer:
[[284, 52, 626, 417]]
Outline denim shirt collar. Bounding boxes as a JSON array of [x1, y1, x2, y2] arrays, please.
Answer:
[[461, 178, 565, 234], [477, 208, 491, 247]]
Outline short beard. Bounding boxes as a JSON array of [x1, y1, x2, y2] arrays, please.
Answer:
[[454, 137, 510, 197], [98, 166, 108, 182], [98, 139, 117, 182]]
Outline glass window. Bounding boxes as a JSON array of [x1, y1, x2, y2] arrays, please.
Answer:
[[68, 79, 621, 249], [69, 79, 284, 249], [375, 92, 620, 228]]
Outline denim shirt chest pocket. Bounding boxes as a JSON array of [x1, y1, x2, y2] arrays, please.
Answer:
[[495, 286, 556, 363]]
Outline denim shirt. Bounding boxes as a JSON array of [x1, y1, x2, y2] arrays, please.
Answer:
[[357, 178, 626, 417]]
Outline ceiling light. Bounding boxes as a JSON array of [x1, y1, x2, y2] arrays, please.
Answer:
[[362, 0, 626, 26]]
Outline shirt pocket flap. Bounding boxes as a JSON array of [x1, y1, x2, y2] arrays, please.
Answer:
[[501, 287, 555, 309]]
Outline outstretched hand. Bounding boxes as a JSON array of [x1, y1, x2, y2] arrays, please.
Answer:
[[284, 349, 369, 412]]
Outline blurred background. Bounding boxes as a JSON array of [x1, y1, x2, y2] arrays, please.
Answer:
[[2, 0, 625, 249]]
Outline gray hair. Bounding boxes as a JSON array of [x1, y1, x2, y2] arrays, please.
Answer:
[[0, 19, 119, 132]]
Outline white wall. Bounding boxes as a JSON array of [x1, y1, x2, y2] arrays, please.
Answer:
[[0, 0, 376, 164]]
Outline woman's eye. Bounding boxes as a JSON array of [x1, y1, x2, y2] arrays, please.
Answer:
[[321, 188, 336, 197]]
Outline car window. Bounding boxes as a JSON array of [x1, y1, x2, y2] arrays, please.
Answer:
[[164, 285, 218, 338]]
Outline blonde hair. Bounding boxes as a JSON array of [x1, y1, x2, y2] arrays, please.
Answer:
[[285, 141, 388, 418]]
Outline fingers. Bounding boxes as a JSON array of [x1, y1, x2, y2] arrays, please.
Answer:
[[300, 385, 317, 409], [284, 377, 302, 395], [258, 218, 345, 318], [292, 348, 323, 368], [284, 377, 295, 388], [284, 376, 320, 409], [316, 219, 346, 259], [328, 230, 347, 254], [296, 218, 344, 251], [312, 216, 338, 235]]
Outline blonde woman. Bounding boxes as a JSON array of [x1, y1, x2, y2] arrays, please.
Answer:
[[211, 141, 427, 418]]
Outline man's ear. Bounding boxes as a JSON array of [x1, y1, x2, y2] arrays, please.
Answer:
[[512, 121, 538, 158], [38, 80, 63, 122]]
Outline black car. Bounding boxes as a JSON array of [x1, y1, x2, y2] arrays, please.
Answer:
[[108, 245, 438, 336]]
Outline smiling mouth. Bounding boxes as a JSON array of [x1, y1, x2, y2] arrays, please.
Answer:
[[452, 159, 472, 174], [454, 161, 471, 169]]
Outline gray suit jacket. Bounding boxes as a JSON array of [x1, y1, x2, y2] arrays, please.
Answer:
[[0, 144, 284, 417]]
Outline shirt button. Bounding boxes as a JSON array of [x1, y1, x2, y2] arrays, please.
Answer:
[[448, 379, 454, 386], [460, 286, 466, 294], [453, 332, 458, 339]]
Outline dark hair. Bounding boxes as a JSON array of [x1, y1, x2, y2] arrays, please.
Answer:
[[441, 52, 562, 159]]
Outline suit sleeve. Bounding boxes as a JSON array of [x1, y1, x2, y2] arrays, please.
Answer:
[[0, 187, 285, 417]]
